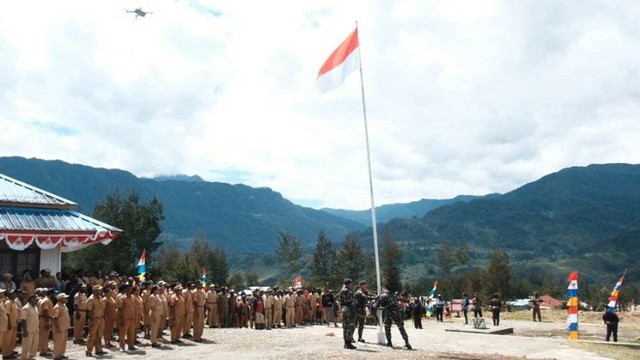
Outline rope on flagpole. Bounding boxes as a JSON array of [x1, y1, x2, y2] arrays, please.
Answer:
[[355, 20, 385, 345]]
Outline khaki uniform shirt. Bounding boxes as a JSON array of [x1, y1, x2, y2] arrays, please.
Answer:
[[0, 299, 7, 331], [74, 292, 88, 311], [183, 290, 194, 314], [52, 302, 70, 332], [5, 299, 18, 328], [117, 294, 136, 320], [170, 294, 186, 318], [193, 289, 205, 308], [37, 297, 53, 319], [20, 303, 39, 332], [148, 294, 164, 317], [86, 295, 104, 319]]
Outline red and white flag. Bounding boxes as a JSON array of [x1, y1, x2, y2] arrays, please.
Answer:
[[316, 28, 360, 93]]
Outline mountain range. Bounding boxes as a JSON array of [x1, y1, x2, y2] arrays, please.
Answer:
[[1, 156, 639, 283], [0, 157, 365, 253]]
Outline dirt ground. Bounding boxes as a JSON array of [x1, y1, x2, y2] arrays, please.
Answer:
[[50, 309, 639, 360]]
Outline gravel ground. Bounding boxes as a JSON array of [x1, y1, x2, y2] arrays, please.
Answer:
[[47, 315, 639, 360]]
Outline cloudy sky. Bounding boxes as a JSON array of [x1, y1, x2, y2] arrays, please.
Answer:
[[1, 1, 640, 210]]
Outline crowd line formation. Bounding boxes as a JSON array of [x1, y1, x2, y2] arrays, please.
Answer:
[[0, 268, 422, 359], [0, 268, 568, 359]]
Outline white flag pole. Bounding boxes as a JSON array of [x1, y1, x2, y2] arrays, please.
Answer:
[[356, 22, 386, 345]]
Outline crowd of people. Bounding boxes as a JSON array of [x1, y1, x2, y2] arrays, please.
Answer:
[[0, 268, 422, 359], [0, 267, 627, 359]]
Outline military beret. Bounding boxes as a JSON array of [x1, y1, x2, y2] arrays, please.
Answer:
[[343, 278, 353, 285], [359, 280, 367, 286]]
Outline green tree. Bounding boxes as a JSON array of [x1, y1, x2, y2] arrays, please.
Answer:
[[209, 243, 229, 286], [275, 230, 304, 282], [483, 250, 512, 298], [310, 231, 336, 288], [245, 271, 259, 286], [335, 233, 366, 284], [381, 236, 403, 292], [67, 191, 164, 275], [437, 244, 456, 276], [227, 272, 244, 290]]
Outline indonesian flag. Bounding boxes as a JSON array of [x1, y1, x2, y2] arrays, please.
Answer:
[[316, 28, 360, 92], [294, 275, 302, 287]]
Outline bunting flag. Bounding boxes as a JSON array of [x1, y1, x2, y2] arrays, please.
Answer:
[[137, 249, 147, 281], [294, 275, 302, 287], [607, 273, 625, 312], [566, 271, 579, 340], [316, 28, 360, 93], [201, 268, 208, 287]]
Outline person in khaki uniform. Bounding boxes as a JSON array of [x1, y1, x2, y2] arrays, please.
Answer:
[[102, 287, 117, 348], [37, 289, 54, 356], [205, 286, 218, 328], [169, 285, 185, 344], [52, 293, 70, 360], [263, 289, 273, 330], [295, 290, 305, 325], [182, 283, 195, 339], [284, 290, 296, 328], [192, 281, 205, 342], [73, 284, 88, 344], [2, 291, 19, 359], [20, 295, 39, 360], [308, 290, 318, 325], [273, 290, 283, 328], [140, 284, 151, 340], [86, 285, 106, 357], [147, 286, 164, 348], [158, 283, 169, 340], [132, 286, 144, 345], [116, 284, 137, 352], [0, 289, 7, 355]]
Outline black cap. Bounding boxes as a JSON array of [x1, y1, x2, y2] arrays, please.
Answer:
[[359, 280, 367, 286], [343, 278, 353, 285]]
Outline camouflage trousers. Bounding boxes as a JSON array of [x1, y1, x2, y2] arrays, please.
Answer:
[[355, 309, 366, 340], [383, 312, 408, 345], [341, 308, 356, 342]]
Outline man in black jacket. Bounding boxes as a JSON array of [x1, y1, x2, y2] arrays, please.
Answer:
[[602, 310, 620, 342]]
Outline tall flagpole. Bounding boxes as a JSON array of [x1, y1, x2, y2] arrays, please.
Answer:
[[355, 21, 386, 345]]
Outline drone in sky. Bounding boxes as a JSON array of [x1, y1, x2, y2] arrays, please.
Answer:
[[125, 8, 153, 19]]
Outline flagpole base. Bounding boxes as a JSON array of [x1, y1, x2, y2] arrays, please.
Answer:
[[377, 331, 386, 345]]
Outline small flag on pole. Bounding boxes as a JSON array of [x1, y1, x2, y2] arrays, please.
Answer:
[[316, 28, 360, 93], [426, 281, 438, 316], [566, 271, 579, 340], [607, 272, 626, 312], [428, 281, 438, 299], [137, 250, 147, 282], [201, 268, 208, 287], [294, 275, 302, 287]]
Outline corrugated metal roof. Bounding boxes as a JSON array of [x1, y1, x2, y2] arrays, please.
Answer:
[[0, 207, 121, 233], [0, 173, 76, 207]]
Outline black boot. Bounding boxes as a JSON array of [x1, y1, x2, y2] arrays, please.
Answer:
[[405, 341, 412, 350], [386, 341, 393, 348], [344, 341, 357, 350]]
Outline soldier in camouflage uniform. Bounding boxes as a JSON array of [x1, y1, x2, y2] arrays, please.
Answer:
[[376, 287, 412, 350], [354, 280, 370, 343], [337, 278, 357, 350]]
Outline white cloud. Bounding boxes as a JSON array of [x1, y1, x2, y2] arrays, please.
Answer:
[[2, 0, 640, 210]]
